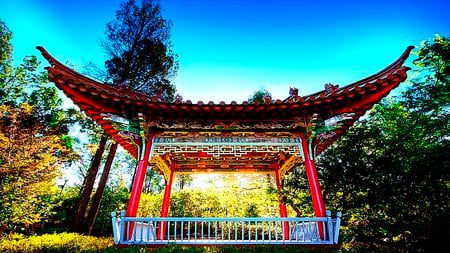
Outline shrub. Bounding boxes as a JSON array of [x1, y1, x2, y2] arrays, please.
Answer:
[[0, 232, 113, 252]]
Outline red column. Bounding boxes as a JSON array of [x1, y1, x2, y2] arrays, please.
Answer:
[[125, 133, 154, 239], [299, 132, 326, 239], [158, 168, 174, 240], [299, 133, 326, 218], [125, 133, 154, 218], [274, 166, 290, 240]]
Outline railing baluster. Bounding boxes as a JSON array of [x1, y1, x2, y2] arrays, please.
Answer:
[[255, 220, 258, 241], [247, 221, 250, 241], [288, 220, 292, 242], [262, 221, 265, 242], [234, 220, 237, 241], [241, 221, 244, 242], [208, 221, 211, 241], [181, 221, 184, 241], [195, 221, 197, 241], [222, 221, 225, 241], [201, 221, 204, 241], [214, 221, 218, 242], [187, 221, 191, 242], [167, 220, 170, 242], [174, 220, 177, 242], [275, 220, 278, 242]]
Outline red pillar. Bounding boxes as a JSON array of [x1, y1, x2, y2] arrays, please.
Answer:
[[274, 166, 290, 240], [125, 132, 154, 239], [125, 133, 154, 218], [158, 167, 174, 240], [299, 132, 326, 239], [299, 133, 326, 218]]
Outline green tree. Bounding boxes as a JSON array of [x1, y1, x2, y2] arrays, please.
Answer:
[[248, 88, 271, 104], [312, 35, 449, 252], [102, 0, 178, 100], [175, 174, 193, 191], [73, 0, 178, 234], [142, 168, 164, 194], [0, 20, 76, 232]]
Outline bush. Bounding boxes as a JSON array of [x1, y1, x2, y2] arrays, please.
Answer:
[[0, 232, 113, 252]]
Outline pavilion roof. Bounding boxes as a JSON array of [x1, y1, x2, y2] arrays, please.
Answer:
[[37, 46, 413, 175]]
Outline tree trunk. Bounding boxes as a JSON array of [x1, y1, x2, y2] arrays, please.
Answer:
[[83, 142, 118, 235], [70, 134, 108, 232]]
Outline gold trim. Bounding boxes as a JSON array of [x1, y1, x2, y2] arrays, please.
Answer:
[[279, 155, 303, 179]]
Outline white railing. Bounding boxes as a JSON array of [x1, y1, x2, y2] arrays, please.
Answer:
[[111, 211, 341, 245]]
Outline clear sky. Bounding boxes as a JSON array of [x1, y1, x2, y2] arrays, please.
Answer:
[[1, 0, 449, 103]]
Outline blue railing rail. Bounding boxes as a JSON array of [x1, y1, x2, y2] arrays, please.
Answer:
[[111, 211, 341, 245]]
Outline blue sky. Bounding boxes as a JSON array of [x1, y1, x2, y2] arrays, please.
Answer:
[[1, 0, 449, 103]]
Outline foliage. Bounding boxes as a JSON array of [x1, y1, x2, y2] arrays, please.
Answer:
[[0, 85, 72, 232], [102, 0, 178, 100], [143, 168, 164, 194], [309, 35, 449, 252], [138, 191, 164, 217], [0, 20, 77, 233], [90, 181, 130, 235], [42, 186, 82, 233], [0, 232, 113, 253], [278, 167, 315, 217], [175, 174, 193, 191], [248, 88, 271, 104]]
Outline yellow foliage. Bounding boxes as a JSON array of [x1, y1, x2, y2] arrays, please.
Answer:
[[0, 232, 113, 253], [19, 102, 34, 114], [0, 100, 74, 229]]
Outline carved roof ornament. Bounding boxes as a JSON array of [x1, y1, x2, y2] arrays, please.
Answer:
[[324, 83, 339, 94]]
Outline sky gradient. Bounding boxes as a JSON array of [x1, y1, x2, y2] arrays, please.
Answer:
[[1, 0, 449, 103]]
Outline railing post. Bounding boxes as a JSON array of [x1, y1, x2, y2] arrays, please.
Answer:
[[326, 210, 333, 244], [111, 212, 119, 244], [334, 212, 342, 244], [120, 210, 126, 244]]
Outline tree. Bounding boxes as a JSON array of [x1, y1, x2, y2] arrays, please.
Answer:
[[248, 88, 271, 104], [102, 0, 178, 100], [83, 142, 118, 234], [142, 168, 164, 194], [0, 20, 76, 232], [70, 134, 108, 232], [175, 174, 193, 191], [308, 35, 449, 252], [72, 0, 178, 234]]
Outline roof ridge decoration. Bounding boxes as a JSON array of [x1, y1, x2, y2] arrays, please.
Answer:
[[37, 46, 413, 162]]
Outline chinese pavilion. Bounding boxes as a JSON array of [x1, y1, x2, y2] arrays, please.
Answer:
[[38, 46, 413, 245]]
